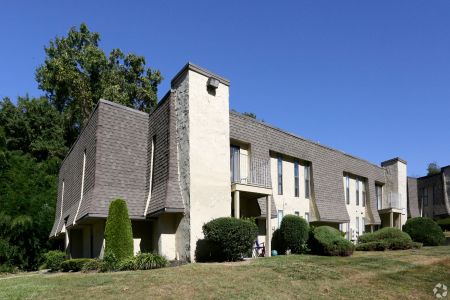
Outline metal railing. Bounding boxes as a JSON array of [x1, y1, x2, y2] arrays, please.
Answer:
[[380, 192, 403, 209], [231, 157, 272, 188]]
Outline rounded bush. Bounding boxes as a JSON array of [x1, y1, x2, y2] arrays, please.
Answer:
[[280, 215, 309, 254], [44, 250, 65, 271], [355, 241, 388, 251], [81, 259, 102, 272], [308, 226, 354, 256], [403, 217, 445, 246], [357, 227, 413, 250], [271, 229, 286, 254], [104, 199, 134, 261], [60, 258, 94, 272], [202, 217, 258, 261]]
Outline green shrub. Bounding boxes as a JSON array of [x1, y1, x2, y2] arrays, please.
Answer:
[[116, 253, 168, 271], [357, 227, 413, 250], [437, 218, 450, 231], [81, 259, 102, 272], [0, 264, 17, 273], [279, 215, 309, 254], [100, 251, 120, 272], [355, 241, 388, 251], [44, 250, 66, 272], [134, 252, 168, 270], [403, 217, 446, 246], [412, 241, 423, 249], [60, 258, 94, 272], [118, 257, 137, 271], [104, 199, 134, 261], [308, 226, 354, 256], [271, 229, 286, 254], [202, 217, 258, 261]]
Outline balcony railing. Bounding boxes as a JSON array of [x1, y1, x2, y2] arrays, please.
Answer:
[[231, 157, 272, 189], [380, 192, 403, 210]]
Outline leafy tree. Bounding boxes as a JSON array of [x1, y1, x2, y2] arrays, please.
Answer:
[[427, 162, 441, 175], [242, 112, 257, 119], [0, 96, 67, 163], [104, 199, 134, 261], [36, 23, 162, 145]]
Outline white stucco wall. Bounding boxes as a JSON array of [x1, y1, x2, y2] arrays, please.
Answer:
[[270, 155, 311, 228], [187, 70, 231, 261], [382, 160, 408, 228]]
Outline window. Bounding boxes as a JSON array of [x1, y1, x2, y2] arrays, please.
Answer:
[[277, 156, 283, 195], [345, 176, 350, 204], [376, 185, 382, 209], [421, 188, 428, 206], [362, 217, 366, 234], [305, 165, 311, 198], [356, 216, 360, 235], [277, 210, 284, 228], [356, 180, 360, 206], [230, 145, 240, 182], [294, 160, 299, 197], [362, 181, 366, 207], [304, 212, 309, 222], [294, 211, 299, 216], [433, 185, 438, 205]]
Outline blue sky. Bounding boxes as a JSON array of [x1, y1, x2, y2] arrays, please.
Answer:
[[1, 1, 449, 176]]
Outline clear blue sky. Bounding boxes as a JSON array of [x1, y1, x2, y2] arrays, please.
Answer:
[[1, 1, 449, 176]]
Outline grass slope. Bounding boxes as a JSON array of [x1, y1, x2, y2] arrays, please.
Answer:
[[1, 246, 449, 299]]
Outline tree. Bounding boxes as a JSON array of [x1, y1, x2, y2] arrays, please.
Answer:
[[242, 112, 257, 119], [427, 162, 440, 175], [36, 23, 162, 145], [0, 96, 67, 164], [104, 199, 134, 261]]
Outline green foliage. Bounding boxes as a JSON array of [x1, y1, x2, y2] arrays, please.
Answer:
[[202, 217, 258, 261], [427, 162, 441, 175], [44, 250, 65, 271], [279, 215, 309, 254], [134, 252, 168, 270], [100, 251, 120, 272], [403, 217, 445, 246], [60, 258, 94, 272], [308, 226, 354, 256], [437, 218, 450, 231], [242, 112, 257, 119], [271, 229, 286, 254], [0, 97, 67, 162], [104, 199, 134, 261], [35, 23, 162, 145], [358, 227, 414, 250], [81, 259, 102, 272], [355, 241, 388, 251]]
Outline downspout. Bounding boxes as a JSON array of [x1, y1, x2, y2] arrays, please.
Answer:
[[73, 150, 87, 225]]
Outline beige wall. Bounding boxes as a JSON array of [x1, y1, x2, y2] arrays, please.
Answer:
[[187, 70, 231, 261], [343, 175, 368, 240], [270, 155, 310, 228], [382, 160, 408, 227]]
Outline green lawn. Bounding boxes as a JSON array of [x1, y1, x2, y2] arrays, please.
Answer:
[[1, 246, 450, 299]]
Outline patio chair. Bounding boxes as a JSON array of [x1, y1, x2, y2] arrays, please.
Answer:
[[252, 240, 265, 258]]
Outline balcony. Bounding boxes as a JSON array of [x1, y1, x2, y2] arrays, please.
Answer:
[[379, 192, 403, 211], [231, 157, 272, 189]]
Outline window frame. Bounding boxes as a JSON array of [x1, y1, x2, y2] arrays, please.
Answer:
[[345, 176, 350, 204], [356, 179, 360, 206], [277, 156, 283, 195], [294, 160, 299, 197], [304, 165, 311, 199]]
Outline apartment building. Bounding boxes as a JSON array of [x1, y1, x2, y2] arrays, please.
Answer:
[[407, 166, 450, 219], [50, 63, 410, 262]]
